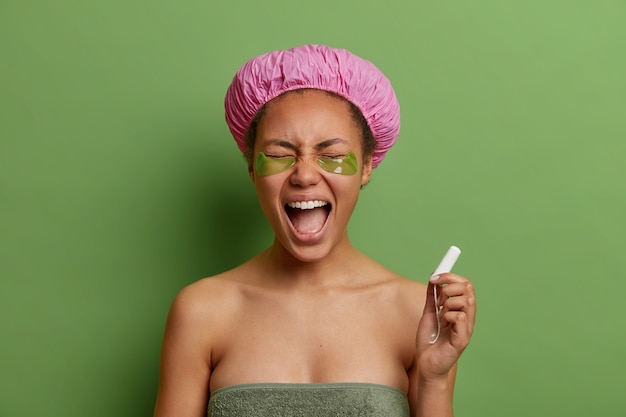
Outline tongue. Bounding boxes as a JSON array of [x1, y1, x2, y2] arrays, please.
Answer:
[[289, 207, 328, 234]]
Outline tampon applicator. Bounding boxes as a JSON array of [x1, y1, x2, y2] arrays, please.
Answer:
[[428, 245, 461, 344]]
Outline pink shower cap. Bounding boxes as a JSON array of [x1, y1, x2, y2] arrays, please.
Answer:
[[224, 44, 400, 169]]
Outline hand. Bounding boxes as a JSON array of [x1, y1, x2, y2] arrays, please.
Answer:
[[415, 273, 476, 379]]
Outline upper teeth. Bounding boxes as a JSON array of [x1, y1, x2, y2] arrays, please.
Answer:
[[287, 200, 328, 210]]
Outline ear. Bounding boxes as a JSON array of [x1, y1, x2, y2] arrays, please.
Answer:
[[249, 165, 256, 184], [360, 154, 373, 186]]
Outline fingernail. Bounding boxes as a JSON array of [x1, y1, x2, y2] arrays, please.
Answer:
[[430, 274, 440, 282]]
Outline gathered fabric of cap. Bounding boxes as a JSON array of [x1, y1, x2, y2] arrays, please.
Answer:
[[224, 44, 400, 169]]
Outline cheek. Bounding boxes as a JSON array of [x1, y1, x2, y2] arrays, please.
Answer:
[[254, 177, 284, 209], [327, 176, 362, 204]]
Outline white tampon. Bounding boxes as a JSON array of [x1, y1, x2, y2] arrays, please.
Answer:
[[428, 245, 461, 344], [432, 245, 461, 277]]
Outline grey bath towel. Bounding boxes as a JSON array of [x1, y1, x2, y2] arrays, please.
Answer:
[[207, 382, 410, 417]]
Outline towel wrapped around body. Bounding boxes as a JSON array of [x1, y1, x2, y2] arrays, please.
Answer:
[[208, 382, 410, 417]]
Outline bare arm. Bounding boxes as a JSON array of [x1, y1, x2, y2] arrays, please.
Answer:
[[153, 286, 213, 417], [409, 273, 476, 417], [408, 362, 458, 417]]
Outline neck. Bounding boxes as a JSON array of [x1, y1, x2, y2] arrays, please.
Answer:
[[257, 236, 365, 289]]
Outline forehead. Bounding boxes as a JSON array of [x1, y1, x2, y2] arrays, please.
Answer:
[[255, 90, 361, 149]]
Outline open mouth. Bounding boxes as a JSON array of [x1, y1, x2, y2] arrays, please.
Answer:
[[285, 200, 331, 235]]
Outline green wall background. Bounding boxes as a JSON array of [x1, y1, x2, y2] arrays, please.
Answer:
[[1, 1, 625, 416]]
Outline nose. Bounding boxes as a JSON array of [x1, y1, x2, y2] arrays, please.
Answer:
[[289, 157, 322, 187]]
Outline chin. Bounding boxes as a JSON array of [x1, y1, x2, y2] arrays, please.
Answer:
[[289, 247, 332, 263], [271, 238, 326, 263]]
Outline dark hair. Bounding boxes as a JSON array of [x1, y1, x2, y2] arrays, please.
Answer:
[[244, 89, 376, 170]]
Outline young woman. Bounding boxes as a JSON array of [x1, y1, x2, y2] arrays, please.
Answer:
[[154, 44, 476, 417]]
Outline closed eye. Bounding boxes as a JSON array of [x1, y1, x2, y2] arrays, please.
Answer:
[[317, 151, 358, 175]]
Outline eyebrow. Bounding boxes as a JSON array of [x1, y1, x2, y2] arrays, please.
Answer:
[[263, 138, 349, 151], [264, 140, 297, 150], [314, 138, 349, 150]]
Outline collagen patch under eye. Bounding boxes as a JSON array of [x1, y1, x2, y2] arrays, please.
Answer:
[[317, 152, 358, 175], [255, 151, 359, 176], [255, 152, 296, 176]]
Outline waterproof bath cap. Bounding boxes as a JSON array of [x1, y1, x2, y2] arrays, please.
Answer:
[[224, 44, 400, 169]]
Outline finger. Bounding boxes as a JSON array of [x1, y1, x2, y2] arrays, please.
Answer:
[[440, 295, 470, 314], [438, 281, 473, 298], [433, 283, 462, 309], [429, 272, 470, 286], [439, 287, 476, 333], [441, 311, 472, 351], [438, 295, 474, 330], [434, 281, 474, 313], [450, 281, 476, 333]]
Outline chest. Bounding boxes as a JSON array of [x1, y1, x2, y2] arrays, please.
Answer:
[[209, 292, 417, 392]]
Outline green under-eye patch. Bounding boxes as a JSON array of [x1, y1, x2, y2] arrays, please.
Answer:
[[316, 152, 358, 175], [255, 151, 358, 176], [255, 153, 296, 176]]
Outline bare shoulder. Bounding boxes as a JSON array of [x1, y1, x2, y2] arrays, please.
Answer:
[[167, 265, 251, 327], [154, 265, 256, 416], [158, 263, 259, 374], [384, 271, 428, 318], [357, 257, 428, 319]]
